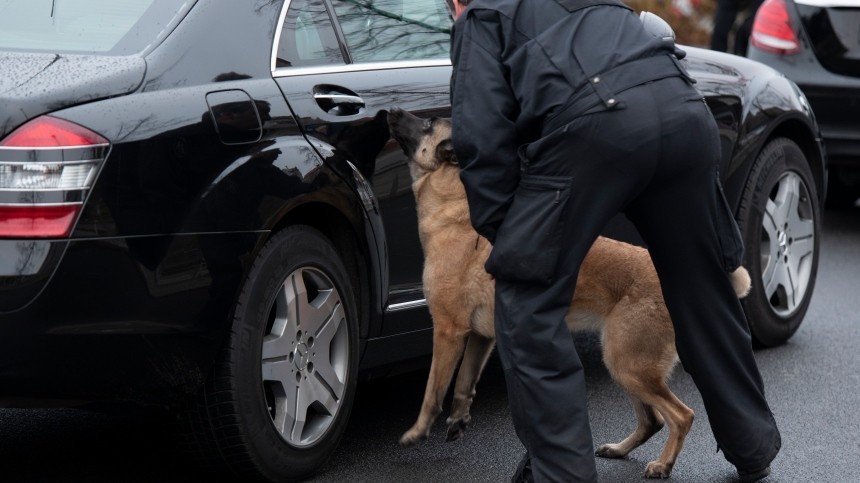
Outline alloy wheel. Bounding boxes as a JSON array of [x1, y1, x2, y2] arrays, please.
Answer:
[[759, 171, 815, 317], [261, 267, 349, 447]]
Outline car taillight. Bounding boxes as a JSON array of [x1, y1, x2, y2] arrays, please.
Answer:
[[0, 116, 108, 239], [2, 116, 107, 148], [0, 205, 81, 238], [750, 0, 800, 55]]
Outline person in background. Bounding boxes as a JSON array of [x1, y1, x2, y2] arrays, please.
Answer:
[[711, 0, 765, 55], [448, 0, 781, 481]]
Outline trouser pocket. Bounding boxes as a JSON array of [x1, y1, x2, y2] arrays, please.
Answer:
[[713, 173, 745, 271], [486, 175, 572, 285]]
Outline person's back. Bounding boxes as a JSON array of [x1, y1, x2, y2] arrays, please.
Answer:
[[456, 0, 683, 144], [452, 0, 698, 241]]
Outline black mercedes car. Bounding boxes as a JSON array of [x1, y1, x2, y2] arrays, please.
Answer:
[[0, 0, 825, 481], [748, 0, 860, 206]]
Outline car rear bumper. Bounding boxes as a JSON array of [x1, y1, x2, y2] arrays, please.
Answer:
[[0, 331, 216, 407], [0, 233, 256, 406]]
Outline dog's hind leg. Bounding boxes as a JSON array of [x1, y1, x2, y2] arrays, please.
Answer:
[[608, 380, 694, 478], [637, 383, 694, 478], [445, 332, 495, 442], [595, 396, 665, 459], [599, 372, 694, 478], [400, 322, 469, 446], [597, 306, 694, 478]]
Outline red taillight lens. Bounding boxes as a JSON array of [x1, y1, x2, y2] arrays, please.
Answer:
[[0, 116, 108, 239], [750, 0, 800, 55], [1, 116, 108, 148], [0, 205, 81, 238]]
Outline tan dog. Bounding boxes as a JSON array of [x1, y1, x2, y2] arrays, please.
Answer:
[[387, 107, 751, 478]]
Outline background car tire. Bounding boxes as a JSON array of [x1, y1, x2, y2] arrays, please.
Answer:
[[179, 226, 359, 482], [736, 138, 821, 347]]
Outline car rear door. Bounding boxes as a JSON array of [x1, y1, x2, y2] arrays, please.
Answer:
[[272, 0, 453, 335]]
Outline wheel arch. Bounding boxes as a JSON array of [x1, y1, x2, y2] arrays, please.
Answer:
[[762, 117, 828, 204], [265, 199, 377, 341]]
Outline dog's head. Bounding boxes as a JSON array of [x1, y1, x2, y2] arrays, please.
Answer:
[[388, 107, 457, 181]]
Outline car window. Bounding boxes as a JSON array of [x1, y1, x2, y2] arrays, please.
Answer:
[[331, 0, 452, 63], [276, 0, 345, 68], [0, 0, 189, 55]]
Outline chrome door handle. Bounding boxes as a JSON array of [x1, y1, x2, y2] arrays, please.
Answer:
[[313, 93, 364, 105], [313, 86, 365, 115]]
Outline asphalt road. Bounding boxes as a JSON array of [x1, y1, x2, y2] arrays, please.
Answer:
[[1, 205, 859, 482]]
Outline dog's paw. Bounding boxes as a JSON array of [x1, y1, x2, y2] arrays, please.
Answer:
[[399, 428, 429, 447], [445, 415, 470, 442], [595, 443, 627, 459], [643, 461, 673, 479]]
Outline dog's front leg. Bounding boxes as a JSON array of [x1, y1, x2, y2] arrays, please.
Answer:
[[446, 333, 495, 442], [400, 323, 469, 446]]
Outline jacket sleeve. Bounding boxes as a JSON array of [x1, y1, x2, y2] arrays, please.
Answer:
[[450, 10, 520, 244]]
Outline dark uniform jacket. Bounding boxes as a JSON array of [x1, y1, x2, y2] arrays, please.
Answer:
[[451, 0, 692, 243]]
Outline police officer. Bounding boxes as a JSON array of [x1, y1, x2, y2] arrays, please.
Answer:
[[449, 0, 781, 481]]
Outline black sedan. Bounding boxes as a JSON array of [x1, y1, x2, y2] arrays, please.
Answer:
[[0, 0, 825, 481], [748, 0, 860, 206]]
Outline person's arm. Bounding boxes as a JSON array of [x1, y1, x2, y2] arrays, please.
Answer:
[[450, 10, 520, 244]]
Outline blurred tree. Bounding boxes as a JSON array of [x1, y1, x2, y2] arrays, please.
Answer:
[[626, 0, 717, 47]]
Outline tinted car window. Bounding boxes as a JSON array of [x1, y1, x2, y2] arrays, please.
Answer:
[[0, 0, 189, 55], [276, 0, 345, 68], [332, 0, 451, 62]]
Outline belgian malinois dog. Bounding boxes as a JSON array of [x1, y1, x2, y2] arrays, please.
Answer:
[[387, 107, 751, 478]]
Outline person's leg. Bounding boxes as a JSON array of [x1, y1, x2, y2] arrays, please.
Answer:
[[711, 0, 740, 51], [625, 79, 780, 472], [495, 278, 597, 482], [734, 0, 765, 55], [493, 94, 663, 482]]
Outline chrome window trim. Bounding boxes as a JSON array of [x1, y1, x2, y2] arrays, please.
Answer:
[[273, 59, 451, 78], [270, 0, 293, 73], [386, 299, 427, 312], [269, 0, 452, 76]]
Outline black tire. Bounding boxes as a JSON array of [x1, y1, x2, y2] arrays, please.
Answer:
[[736, 138, 820, 347], [180, 226, 359, 482]]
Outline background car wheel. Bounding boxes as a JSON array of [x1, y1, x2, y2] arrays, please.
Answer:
[[180, 226, 359, 482], [736, 138, 821, 347]]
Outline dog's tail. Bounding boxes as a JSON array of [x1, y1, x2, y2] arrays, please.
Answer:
[[730, 267, 752, 299]]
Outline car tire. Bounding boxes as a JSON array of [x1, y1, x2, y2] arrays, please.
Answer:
[[180, 226, 359, 482], [736, 138, 820, 347]]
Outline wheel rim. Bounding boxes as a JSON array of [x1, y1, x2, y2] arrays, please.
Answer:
[[260, 267, 349, 448], [760, 170, 816, 317]]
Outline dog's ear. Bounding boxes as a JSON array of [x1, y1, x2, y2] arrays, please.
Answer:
[[436, 139, 458, 166]]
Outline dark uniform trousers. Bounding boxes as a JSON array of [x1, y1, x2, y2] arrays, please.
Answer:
[[490, 76, 781, 482]]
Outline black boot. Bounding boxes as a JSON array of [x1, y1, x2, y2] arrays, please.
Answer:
[[737, 465, 771, 482], [511, 452, 533, 483]]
